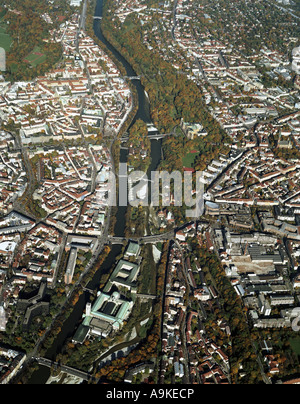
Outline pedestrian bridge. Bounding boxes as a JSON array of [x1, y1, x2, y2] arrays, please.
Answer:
[[122, 76, 142, 81], [108, 231, 174, 245], [35, 357, 95, 382], [121, 132, 170, 142]]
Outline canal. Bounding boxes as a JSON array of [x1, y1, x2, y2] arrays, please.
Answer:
[[27, 0, 161, 384]]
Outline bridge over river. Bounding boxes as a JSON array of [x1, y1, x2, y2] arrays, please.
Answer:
[[121, 132, 170, 142], [35, 357, 98, 383], [108, 230, 175, 245]]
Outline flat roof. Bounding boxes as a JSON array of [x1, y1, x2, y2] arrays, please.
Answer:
[[72, 324, 90, 344], [88, 292, 132, 326], [66, 247, 77, 274], [108, 259, 139, 286], [125, 241, 140, 256]]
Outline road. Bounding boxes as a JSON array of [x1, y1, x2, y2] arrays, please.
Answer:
[[266, 0, 300, 21], [8, 132, 38, 219], [250, 340, 272, 385], [171, 0, 178, 42], [79, 0, 88, 31], [174, 240, 192, 384]]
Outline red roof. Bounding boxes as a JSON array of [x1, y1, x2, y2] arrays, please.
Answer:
[[183, 167, 195, 172]]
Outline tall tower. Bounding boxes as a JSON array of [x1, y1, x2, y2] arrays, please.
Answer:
[[86, 302, 91, 317], [292, 47, 300, 75]]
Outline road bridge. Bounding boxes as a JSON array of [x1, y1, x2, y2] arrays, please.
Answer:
[[122, 76, 142, 81], [83, 287, 96, 295], [35, 357, 97, 382], [136, 294, 157, 300], [108, 231, 174, 245], [79, 0, 88, 31], [121, 132, 170, 142]]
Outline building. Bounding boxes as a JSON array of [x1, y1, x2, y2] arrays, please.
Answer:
[[17, 280, 50, 331], [104, 259, 140, 294], [73, 240, 140, 343], [70, 0, 82, 7], [72, 324, 90, 344], [65, 234, 98, 252], [174, 361, 184, 378], [64, 247, 78, 284], [17, 280, 47, 311], [81, 291, 133, 338], [22, 301, 50, 332], [0, 305, 6, 332], [292, 47, 300, 75], [181, 120, 207, 139], [247, 244, 286, 265], [0, 211, 35, 235], [124, 241, 141, 258], [258, 294, 272, 316], [270, 295, 294, 306], [0, 346, 26, 384], [124, 361, 155, 383]]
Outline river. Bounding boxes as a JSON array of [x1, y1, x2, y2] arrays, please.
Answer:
[[27, 0, 161, 384]]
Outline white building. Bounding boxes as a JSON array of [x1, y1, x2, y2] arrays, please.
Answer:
[[258, 294, 271, 317], [0, 305, 6, 331], [292, 47, 300, 75], [70, 0, 82, 6]]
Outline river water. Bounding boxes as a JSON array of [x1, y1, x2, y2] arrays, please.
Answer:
[[27, 0, 161, 384]]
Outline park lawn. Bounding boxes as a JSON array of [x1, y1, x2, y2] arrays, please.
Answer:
[[24, 46, 47, 67], [0, 32, 12, 52], [0, 15, 12, 52], [182, 151, 199, 168], [289, 337, 300, 356], [9, 63, 18, 73]]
